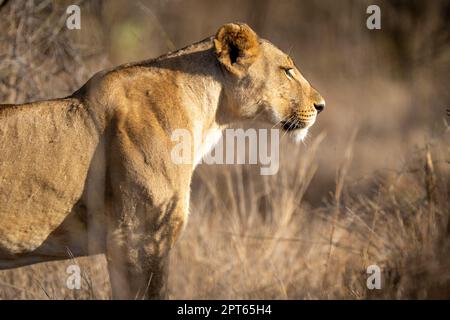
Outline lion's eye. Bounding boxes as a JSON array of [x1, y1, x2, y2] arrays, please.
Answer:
[[283, 68, 295, 79]]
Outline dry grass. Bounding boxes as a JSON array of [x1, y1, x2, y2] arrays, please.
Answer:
[[0, 0, 449, 299], [168, 130, 450, 300]]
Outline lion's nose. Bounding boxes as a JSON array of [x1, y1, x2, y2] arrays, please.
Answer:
[[314, 102, 325, 114]]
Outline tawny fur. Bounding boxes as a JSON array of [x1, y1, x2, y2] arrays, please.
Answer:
[[0, 23, 324, 299]]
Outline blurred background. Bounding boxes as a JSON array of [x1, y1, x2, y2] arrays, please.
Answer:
[[0, 0, 449, 299]]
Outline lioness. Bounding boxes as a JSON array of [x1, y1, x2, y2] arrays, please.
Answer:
[[0, 23, 324, 299]]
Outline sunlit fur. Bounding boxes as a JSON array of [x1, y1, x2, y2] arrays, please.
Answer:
[[0, 22, 324, 299]]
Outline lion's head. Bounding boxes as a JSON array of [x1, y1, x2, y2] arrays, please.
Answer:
[[214, 23, 325, 142]]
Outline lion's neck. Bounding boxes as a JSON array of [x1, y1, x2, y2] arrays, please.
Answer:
[[146, 41, 234, 166], [177, 72, 227, 166], [155, 40, 235, 165]]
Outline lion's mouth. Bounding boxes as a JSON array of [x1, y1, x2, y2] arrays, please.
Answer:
[[281, 120, 307, 131]]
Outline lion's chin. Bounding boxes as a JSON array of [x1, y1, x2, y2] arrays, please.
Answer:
[[289, 128, 309, 144]]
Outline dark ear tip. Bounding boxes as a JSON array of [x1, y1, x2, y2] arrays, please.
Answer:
[[214, 22, 260, 77]]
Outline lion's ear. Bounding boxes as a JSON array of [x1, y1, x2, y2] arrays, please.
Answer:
[[214, 23, 260, 77]]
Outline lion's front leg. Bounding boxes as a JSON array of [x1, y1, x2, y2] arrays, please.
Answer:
[[104, 116, 191, 299], [106, 235, 170, 300], [105, 192, 187, 300]]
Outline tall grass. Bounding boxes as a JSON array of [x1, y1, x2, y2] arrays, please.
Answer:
[[168, 128, 449, 299]]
